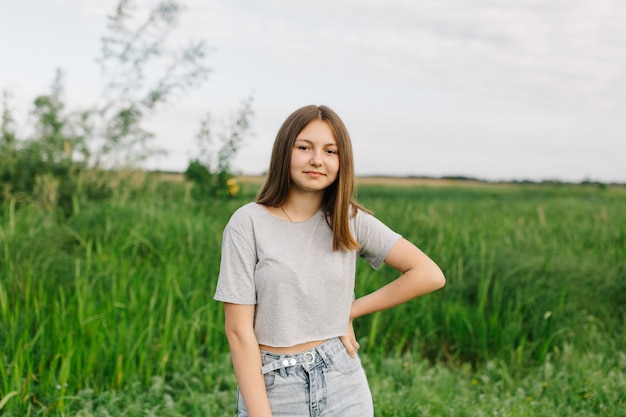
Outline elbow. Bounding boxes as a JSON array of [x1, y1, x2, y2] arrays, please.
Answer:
[[406, 264, 446, 298], [224, 324, 240, 341], [224, 318, 257, 347], [433, 268, 446, 290], [222, 303, 258, 351], [225, 323, 252, 345], [422, 264, 446, 293], [225, 326, 258, 352]]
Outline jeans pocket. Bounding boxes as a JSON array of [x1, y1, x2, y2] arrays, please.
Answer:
[[264, 369, 277, 390], [330, 348, 362, 374]]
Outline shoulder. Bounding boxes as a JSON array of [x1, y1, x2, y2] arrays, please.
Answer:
[[228, 202, 264, 224], [226, 202, 279, 232], [223, 202, 263, 233], [350, 204, 401, 240], [350, 204, 378, 226]]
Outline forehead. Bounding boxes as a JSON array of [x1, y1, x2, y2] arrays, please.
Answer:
[[295, 120, 337, 144]]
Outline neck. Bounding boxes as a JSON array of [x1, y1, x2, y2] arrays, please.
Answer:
[[282, 191, 323, 220]]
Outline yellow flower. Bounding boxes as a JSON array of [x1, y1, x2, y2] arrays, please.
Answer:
[[226, 179, 240, 197]]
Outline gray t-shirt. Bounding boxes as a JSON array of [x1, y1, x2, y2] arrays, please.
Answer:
[[214, 202, 401, 347]]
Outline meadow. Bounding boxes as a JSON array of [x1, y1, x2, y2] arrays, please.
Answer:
[[0, 176, 624, 416]]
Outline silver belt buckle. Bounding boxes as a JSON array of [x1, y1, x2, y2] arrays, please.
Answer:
[[303, 351, 315, 365]]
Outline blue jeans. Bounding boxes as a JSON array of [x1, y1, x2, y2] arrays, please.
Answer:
[[236, 337, 374, 416]]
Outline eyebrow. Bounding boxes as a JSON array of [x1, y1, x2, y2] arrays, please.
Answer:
[[294, 138, 337, 147]]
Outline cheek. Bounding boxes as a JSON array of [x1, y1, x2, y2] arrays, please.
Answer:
[[289, 151, 301, 168], [330, 159, 340, 176]]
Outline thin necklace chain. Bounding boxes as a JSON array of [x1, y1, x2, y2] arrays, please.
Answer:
[[280, 205, 293, 222]]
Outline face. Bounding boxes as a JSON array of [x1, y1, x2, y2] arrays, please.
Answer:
[[289, 119, 339, 194]]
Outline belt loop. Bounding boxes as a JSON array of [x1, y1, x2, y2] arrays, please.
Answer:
[[315, 341, 332, 367]]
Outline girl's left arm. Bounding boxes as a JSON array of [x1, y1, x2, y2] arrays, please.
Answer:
[[351, 237, 445, 320]]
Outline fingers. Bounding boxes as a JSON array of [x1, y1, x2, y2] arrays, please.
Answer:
[[339, 334, 358, 358]]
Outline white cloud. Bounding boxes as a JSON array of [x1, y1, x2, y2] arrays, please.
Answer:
[[56, 0, 626, 116], [172, 0, 626, 115], [4, 0, 625, 181]]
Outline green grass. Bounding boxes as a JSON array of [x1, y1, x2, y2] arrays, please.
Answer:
[[1, 179, 624, 415]]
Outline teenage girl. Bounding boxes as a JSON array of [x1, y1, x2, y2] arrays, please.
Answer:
[[215, 104, 445, 416]]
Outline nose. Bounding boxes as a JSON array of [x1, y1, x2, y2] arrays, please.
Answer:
[[310, 150, 322, 167]]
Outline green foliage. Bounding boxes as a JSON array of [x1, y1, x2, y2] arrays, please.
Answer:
[[184, 96, 253, 200], [1, 71, 83, 215], [365, 346, 626, 416], [91, 0, 211, 165], [0, 181, 625, 415], [0, 0, 248, 214], [184, 159, 214, 200], [1, 91, 17, 145], [352, 184, 626, 370]]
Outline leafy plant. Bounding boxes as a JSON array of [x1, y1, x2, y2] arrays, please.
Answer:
[[0, 0, 252, 212], [0, 71, 83, 215], [88, 0, 211, 166], [184, 96, 254, 200]]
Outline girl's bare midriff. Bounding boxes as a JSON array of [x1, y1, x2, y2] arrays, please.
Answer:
[[259, 339, 328, 354]]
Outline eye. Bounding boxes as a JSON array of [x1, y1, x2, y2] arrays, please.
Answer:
[[326, 149, 338, 155], [297, 145, 310, 151]]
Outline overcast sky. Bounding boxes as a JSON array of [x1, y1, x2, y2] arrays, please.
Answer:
[[1, 0, 625, 182]]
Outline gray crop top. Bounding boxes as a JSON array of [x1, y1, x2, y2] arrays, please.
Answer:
[[214, 202, 401, 347]]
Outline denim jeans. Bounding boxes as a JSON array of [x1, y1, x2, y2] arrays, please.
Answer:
[[236, 337, 374, 416]]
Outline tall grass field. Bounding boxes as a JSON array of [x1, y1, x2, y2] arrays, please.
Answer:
[[1, 177, 624, 416]]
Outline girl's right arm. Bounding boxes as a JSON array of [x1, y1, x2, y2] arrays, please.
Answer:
[[224, 303, 273, 417]]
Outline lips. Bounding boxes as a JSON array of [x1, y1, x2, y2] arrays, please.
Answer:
[[304, 171, 325, 177]]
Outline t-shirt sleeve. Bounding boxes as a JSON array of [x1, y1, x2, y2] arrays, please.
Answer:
[[213, 219, 257, 305], [354, 209, 402, 269]]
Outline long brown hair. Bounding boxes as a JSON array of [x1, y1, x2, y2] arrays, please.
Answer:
[[256, 105, 366, 251]]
